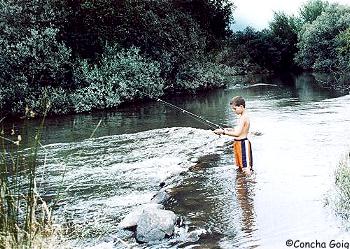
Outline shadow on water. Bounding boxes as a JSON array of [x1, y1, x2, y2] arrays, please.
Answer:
[[167, 148, 259, 248]]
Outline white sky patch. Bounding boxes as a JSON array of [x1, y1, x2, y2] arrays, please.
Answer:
[[231, 0, 350, 31]]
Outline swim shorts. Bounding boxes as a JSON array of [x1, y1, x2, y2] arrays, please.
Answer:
[[233, 138, 253, 170]]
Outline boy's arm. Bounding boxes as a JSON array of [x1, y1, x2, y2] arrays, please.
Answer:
[[224, 122, 243, 137], [213, 120, 244, 137]]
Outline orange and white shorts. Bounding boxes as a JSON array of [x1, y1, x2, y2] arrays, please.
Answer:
[[233, 138, 253, 170]]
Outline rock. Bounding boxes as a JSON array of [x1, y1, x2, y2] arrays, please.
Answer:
[[250, 130, 263, 136], [136, 209, 177, 242], [151, 189, 170, 204], [186, 228, 206, 243], [118, 203, 163, 229]]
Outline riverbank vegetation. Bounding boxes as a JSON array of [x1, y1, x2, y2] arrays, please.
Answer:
[[334, 153, 350, 220], [0, 0, 349, 117], [0, 116, 57, 247]]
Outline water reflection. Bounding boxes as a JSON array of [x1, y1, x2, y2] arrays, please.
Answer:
[[235, 172, 256, 238], [294, 73, 341, 102]]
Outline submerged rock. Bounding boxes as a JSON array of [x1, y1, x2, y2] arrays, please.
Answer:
[[118, 203, 163, 229], [186, 228, 207, 242], [250, 130, 263, 136], [136, 208, 177, 243], [151, 189, 170, 204]]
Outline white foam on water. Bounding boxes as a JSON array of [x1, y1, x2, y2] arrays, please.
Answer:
[[32, 126, 227, 246]]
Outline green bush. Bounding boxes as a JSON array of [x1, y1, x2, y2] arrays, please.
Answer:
[[27, 87, 72, 115], [0, 0, 73, 116], [336, 27, 350, 72], [71, 45, 164, 112], [175, 61, 233, 92]]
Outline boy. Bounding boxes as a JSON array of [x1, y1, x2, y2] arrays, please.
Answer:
[[214, 96, 253, 175]]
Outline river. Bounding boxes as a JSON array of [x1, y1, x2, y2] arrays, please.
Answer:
[[4, 73, 350, 248]]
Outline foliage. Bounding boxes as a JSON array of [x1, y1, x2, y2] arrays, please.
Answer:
[[175, 60, 234, 92], [61, 0, 233, 58], [229, 28, 281, 71], [60, 0, 234, 84], [268, 11, 299, 70], [71, 45, 164, 112], [174, 0, 234, 43], [336, 28, 350, 72], [227, 11, 299, 72], [0, 114, 54, 248], [0, 0, 73, 115], [2, 0, 349, 117], [298, 0, 329, 24], [313, 72, 350, 93], [0, 0, 235, 117], [334, 153, 350, 220], [295, 3, 350, 72]]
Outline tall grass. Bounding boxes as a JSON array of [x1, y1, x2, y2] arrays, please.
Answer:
[[334, 152, 350, 220], [0, 109, 55, 248]]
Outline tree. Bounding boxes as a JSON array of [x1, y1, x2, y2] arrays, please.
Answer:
[[268, 11, 299, 70], [299, 0, 329, 24], [60, 0, 234, 83], [173, 0, 234, 42], [229, 27, 281, 71], [0, 0, 72, 113], [335, 27, 350, 72], [295, 4, 350, 72]]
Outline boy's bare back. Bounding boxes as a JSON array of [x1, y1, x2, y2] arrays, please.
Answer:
[[235, 112, 250, 139]]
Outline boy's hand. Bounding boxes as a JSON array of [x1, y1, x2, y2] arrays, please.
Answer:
[[213, 128, 224, 135]]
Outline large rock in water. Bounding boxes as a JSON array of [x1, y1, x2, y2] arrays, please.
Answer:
[[118, 204, 163, 229], [136, 208, 177, 242]]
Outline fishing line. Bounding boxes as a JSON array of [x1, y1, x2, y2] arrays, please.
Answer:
[[137, 90, 224, 130]]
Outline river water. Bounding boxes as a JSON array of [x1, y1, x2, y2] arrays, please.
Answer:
[[4, 73, 350, 248]]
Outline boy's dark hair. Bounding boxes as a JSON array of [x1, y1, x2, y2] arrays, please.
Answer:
[[230, 96, 245, 108]]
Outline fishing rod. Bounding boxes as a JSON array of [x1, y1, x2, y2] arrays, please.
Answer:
[[138, 90, 225, 130]]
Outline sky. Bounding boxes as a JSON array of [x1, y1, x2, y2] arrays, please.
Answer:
[[231, 0, 350, 31]]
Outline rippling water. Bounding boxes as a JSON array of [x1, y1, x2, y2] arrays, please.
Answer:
[[4, 73, 350, 248]]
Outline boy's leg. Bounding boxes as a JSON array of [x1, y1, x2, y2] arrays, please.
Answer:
[[234, 139, 253, 176], [233, 141, 243, 170]]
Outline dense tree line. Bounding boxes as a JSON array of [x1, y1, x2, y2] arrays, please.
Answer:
[[0, 0, 349, 117], [232, 0, 350, 75], [0, 0, 236, 116]]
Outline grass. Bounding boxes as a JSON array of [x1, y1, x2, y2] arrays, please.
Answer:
[[334, 152, 350, 220], [0, 112, 55, 248], [0, 105, 104, 248]]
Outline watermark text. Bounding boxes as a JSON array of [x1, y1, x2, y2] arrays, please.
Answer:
[[285, 239, 350, 249]]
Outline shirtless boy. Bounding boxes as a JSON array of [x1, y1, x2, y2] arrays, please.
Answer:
[[214, 96, 253, 175]]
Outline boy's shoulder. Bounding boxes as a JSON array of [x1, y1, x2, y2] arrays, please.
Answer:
[[241, 111, 249, 118], [240, 113, 250, 123]]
